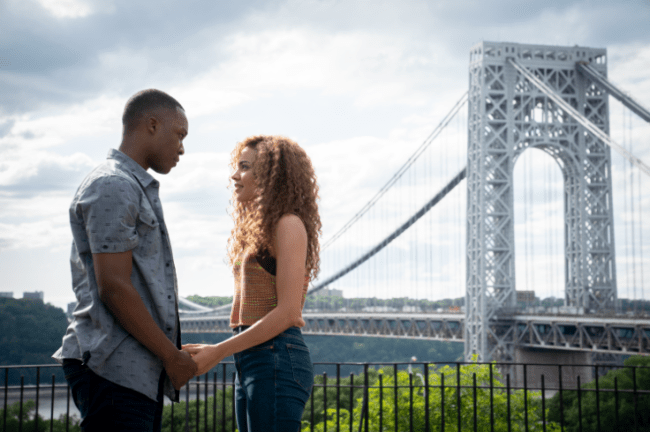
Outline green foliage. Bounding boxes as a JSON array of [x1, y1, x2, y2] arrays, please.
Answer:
[[548, 355, 650, 432], [303, 295, 465, 313], [185, 295, 233, 308], [161, 387, 237, 432], [0, 400, 81, 432], [306, 335, 464, 366], [304, 369, 370, 426], [618, 299, 650, 314], [0, 298, 68, 366], [303, 360, 561, 432]]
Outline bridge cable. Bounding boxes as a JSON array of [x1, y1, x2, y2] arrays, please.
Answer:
[[524, 150, 531, 292], [508, 58, 650, 178], [321, 92, 469, 251], [622, 106, 631, 306], [428, 134, 433, 302], [629, 110, 638, 310], [543, 155, 550, 301], [637, 136, 646, 304], [530, 150, 536, 293], [576, 62, 650, 124], [310, 168, 467, 294], [456, 110, 464, 306]]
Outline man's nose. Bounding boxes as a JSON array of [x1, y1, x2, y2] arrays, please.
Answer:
[[179, 144, 185, 155]]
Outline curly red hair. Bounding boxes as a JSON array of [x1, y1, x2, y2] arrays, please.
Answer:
[[226, 135, 322, 281]]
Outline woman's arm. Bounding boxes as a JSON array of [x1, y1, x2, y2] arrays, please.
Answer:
[[183, 214, 308, 375]]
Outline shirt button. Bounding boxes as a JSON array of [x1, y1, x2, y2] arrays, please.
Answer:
[[166, 327, 172, 331], [166, 262, 170, 267], [168, 295, 172, 299]]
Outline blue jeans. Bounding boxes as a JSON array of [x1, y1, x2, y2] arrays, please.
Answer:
[[62, 360, 165, 432], [233, 327, 314, 432]]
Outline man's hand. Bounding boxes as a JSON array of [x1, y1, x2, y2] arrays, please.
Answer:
[[182, 343, 225, 376], [163, 350, 197, 390]]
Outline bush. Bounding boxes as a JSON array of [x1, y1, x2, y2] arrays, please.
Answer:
[[0, 400, 81, 432], [303, 359, 561, 432]]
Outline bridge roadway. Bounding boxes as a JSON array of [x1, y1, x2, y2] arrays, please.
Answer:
[[180, 312, 650, 356]]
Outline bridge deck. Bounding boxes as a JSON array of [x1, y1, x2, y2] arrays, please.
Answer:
[[180, 312, 650, 355]]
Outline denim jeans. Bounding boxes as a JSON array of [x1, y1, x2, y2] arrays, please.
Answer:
[[62, 359, 165, 432], [233, 326, 314, 432]]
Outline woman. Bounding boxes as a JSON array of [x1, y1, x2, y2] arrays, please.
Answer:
[[182, 135, 321, 432]]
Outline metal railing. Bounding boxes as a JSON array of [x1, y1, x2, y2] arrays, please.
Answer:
[[2, 360, 649, 432]]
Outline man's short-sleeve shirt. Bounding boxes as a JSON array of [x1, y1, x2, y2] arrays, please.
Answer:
[[53, 149, 180, 402]]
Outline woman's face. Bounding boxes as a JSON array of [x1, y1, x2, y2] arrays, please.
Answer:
[[231, 146, 257, 202]]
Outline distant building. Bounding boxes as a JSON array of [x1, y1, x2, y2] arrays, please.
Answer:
[[319, 288, 343, 297], [0, 292, 14, 298], [516, 290, 536, 304], [23, 291, 44, 301], [362, 305, 398, 313]]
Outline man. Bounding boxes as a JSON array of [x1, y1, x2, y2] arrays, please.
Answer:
[[53, 89, 197, 431]]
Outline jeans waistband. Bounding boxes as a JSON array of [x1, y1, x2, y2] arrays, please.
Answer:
[[232, 326, 304, 339], [232, 325, 250, 334]]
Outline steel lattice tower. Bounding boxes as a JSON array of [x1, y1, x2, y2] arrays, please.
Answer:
[[465, 42, 618, 362]]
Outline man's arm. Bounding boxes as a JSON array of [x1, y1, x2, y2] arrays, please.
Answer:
[[93, 251, 197, 389]]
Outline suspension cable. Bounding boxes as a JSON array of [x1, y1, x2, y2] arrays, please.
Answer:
[[622, 106, 631, 308], [629, 110, 638, 312], [321, 92, 469, 250], [509, 58, 650, 178], [310, 168, 467, 294]]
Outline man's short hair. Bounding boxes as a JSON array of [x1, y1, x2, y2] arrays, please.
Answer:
[[122, 89, 184, 133]]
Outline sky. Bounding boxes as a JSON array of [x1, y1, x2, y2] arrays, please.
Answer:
[[1, 0, 649, 310]]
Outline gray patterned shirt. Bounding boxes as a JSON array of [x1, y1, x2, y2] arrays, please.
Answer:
[[53, 149, 181, 402]]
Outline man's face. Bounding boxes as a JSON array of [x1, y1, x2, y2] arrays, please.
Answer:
[[147, 107, 188, 174]]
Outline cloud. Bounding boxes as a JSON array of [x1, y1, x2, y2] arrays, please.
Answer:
[[0, 0, 259, 114], [0, 191, 72, 250], [0, 152, 95, 197], [36, 0, 110, 19], [2, 0, 650, 307], [0, 120, 14, 139]]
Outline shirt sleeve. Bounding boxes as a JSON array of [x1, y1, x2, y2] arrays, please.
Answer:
[[76, 175, 141, 254]]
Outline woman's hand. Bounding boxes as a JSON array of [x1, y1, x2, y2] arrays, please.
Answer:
[[181, 343, 225, 376]]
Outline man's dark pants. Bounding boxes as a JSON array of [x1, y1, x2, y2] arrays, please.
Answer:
[[62, 360, 165, 432]]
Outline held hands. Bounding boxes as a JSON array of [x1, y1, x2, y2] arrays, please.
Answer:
[[182, 343, 226, 376], [163, 350, 197, 390]]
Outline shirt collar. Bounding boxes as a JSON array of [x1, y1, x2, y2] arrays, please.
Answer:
[[107, 149, 159, 188]]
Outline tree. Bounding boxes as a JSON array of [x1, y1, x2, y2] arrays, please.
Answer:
[[0, 400, 81, 432], [548, 355, 650, 432], [161, 386, 237, 432], [303, 360, 561, 432], [0, 298, 69, 386]]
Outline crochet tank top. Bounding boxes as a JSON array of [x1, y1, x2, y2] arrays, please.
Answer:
[[230, 251, 309, 327]]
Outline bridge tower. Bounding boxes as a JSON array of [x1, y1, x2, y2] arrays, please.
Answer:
[[465, 42, 617, 362]]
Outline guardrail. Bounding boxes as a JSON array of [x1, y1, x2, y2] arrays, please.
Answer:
[[2, 360, 649, 432]]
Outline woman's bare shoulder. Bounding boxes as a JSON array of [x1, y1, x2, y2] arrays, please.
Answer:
[[275, 214, 307, 246], [276, 214, 306, 231]]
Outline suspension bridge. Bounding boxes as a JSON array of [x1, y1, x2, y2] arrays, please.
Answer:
[[179, 42, 650, 367]]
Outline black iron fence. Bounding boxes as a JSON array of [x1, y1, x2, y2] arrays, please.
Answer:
[[2, 359, 650, 432]]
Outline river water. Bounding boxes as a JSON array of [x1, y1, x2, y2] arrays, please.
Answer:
[[2, 383, 230, 422]]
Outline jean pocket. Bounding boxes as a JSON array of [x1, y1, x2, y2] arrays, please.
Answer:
[[287, 344, 313, 391], [246, 340, 274, 352], [63, 362, 90, 382]]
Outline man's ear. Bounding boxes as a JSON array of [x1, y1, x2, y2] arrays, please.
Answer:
[[145, 116, 159, 135]]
